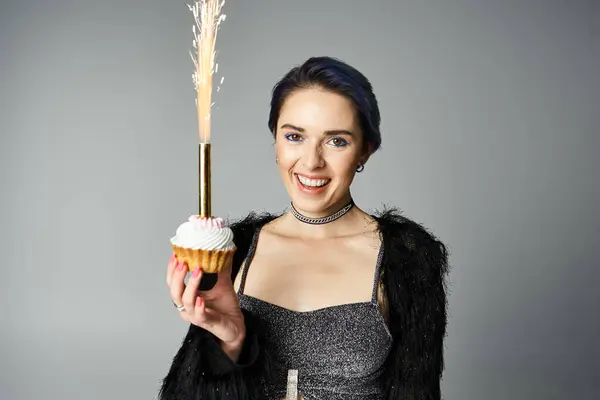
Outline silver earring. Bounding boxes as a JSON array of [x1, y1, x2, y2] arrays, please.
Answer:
[[356, 163, 365, 173], [276, 157, 279, 164]]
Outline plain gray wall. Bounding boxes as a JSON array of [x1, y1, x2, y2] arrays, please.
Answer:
[[1, 0, 598, 399]]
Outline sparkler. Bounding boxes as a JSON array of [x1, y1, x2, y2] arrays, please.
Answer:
[[286, 369, 298, 399], [188, 0, 226, 218]]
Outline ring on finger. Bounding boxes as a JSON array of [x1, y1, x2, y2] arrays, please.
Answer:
[[172, 301, 185, 312]]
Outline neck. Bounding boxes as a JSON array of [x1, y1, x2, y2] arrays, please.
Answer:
[[285, 193, 367, 239]]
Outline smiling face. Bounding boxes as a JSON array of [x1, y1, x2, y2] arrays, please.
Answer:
[[275, 87, 370, 217]]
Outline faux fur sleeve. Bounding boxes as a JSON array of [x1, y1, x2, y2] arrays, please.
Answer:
[[158, 315, 259, 400], [377, 209, 450, 400]]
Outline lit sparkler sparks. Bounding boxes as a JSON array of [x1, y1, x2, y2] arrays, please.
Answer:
[[188, 0, 226, 143]]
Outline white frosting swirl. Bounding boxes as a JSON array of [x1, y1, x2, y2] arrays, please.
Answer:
[[170, 215, 235, 251]]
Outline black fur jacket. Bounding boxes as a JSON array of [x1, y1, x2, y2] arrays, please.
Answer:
[[159, 208, 449, 400]]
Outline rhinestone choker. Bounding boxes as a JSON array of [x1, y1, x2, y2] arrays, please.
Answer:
[[290, 199, 355, 225]]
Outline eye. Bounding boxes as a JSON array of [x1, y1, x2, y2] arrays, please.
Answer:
[[284, 133, 303, 142], [327, 137, 349, 147]]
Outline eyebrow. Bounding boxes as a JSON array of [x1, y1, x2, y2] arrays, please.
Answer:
[[279, 123, 355, 136]]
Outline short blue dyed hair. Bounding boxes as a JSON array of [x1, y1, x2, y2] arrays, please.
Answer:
[[268, 56, 382, 153]]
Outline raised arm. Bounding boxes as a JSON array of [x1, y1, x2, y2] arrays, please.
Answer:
[[159, 212, 276, 400]]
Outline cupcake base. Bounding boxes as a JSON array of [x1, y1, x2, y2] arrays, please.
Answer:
[[171, 244, 236, 274]]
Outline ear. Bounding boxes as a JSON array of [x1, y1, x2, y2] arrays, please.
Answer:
[[360, 142, 373, 165]]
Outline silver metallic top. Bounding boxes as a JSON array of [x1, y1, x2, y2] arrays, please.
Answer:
[[237, 229, 393, 400]]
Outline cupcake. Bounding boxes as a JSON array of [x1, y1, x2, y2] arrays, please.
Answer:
[[170, 215, 236, 273]]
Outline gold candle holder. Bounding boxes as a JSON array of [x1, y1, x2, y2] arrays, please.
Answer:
[[199, 142, 211, 218]]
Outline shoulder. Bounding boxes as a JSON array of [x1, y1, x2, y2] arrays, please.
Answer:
[[229, 211, 279, 240], [373, 207, 449, 277], [228, 211, 280, 259], [224, 211, 280, 280], [373, 207, 449, 338]]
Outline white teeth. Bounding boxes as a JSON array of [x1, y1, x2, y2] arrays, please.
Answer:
[[297, 175, 330, 188]]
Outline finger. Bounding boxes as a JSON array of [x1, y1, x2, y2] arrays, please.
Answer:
[[169, 259, 188, 307], [166, 253, 177, 286], [178, 310, 191, 324], [193, 301, 238, 343], [192, 296, 209, 325], [182, 266, 203, 313], [192, 297, 216, 329]]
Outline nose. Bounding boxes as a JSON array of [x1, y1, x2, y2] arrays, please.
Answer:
[[303, 143, 325, 170]]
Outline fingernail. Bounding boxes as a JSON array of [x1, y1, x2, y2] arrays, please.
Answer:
[[192, 266, 200, 278], [170, 253, 176, 263], [196, 297, 203, 307], [177, 261, 184, 271]]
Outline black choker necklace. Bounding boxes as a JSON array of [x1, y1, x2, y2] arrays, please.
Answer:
[[290, 199, 355, 225]]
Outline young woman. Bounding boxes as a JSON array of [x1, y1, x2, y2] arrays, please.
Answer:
[[160, 56, 449, 400]]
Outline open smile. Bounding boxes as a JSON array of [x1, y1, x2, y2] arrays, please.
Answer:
[[294, 173, 331, 194]]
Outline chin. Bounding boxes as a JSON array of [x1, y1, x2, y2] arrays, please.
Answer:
[[287, 173, 346, 214]]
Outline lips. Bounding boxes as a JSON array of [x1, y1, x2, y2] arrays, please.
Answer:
[[294, 173, 331, 194]]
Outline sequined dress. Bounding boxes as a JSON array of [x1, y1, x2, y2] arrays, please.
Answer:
[[237, 228, 393, 400]]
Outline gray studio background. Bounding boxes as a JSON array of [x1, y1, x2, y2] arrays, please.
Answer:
[[1, 0, 598, 399]]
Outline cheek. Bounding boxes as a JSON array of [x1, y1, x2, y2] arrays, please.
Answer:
[[275, 142, 300, 166], [328, 153, 359, 179]]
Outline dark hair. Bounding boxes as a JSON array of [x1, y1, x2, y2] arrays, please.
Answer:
[[268, 56, 382, 153]]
